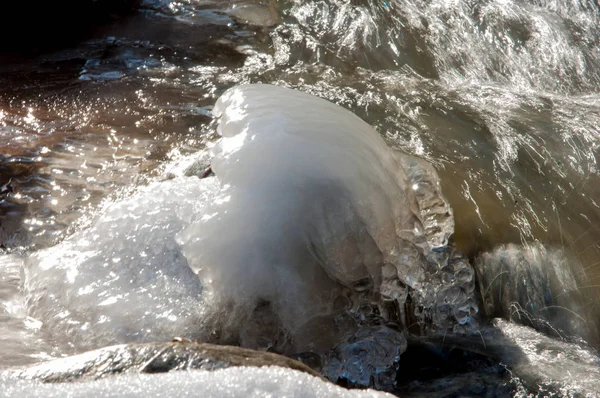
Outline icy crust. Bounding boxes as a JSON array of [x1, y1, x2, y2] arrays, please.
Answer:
[[24, 177, 218, 349], [23, 84, 477, 388], [492, 319, 600, 396], [0, 366, 395, 398]]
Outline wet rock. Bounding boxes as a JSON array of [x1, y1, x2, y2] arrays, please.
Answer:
[[8, 340, 323, 383], [408, 319, 600, 396]]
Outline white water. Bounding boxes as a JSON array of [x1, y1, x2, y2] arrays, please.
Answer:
[[476, 243, 596, 343]]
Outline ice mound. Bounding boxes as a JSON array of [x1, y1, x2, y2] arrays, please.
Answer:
[[189, 84, 477, 340], [0, 366, 394, 398], [23, 84, 477, 387]]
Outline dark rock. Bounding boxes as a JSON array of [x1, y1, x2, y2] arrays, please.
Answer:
[[9, 340, 324, 383], [402, 320, 600, 397], [0, 0, 140, 54], [396, 340, 516, 397]]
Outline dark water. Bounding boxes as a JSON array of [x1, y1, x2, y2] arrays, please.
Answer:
[[2, 0, 600, 395]]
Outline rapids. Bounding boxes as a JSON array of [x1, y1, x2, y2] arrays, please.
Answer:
[[1, 0, 600, 396]]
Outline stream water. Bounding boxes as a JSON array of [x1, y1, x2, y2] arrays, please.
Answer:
[[1, 0, 600, 396]]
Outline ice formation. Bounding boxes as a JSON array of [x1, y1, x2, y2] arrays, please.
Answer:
[[198, 84, 478, 339], [23, 84, 478, 387]]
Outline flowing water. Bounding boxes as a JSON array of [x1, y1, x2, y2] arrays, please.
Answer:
[[1, 0, 600, 396]]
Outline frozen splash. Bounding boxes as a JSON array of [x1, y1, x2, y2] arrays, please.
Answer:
[[22, 84, 478, 387]]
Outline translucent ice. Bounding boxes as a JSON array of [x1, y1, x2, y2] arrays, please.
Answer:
[[23, 84, 476, 385], [227, 0, 282, 27], [324, 326, 407, 390], [189, 84, 476, 340]]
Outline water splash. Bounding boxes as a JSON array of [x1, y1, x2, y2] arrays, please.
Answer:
[[475, 243, 598, 344]]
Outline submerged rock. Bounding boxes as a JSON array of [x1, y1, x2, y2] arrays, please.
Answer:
[[9, 340, 322, 383]]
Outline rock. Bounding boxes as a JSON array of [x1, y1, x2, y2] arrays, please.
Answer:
[[2, 366, 395, 398], [9, 340, 323, 383]]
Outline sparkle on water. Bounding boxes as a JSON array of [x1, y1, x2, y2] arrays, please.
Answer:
[[1, 0, 600, 396]]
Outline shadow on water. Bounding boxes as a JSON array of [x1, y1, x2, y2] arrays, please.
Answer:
[[395, 339, 518, 397], [0, 0, 141, 55], [395, 319, 600, 397]]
